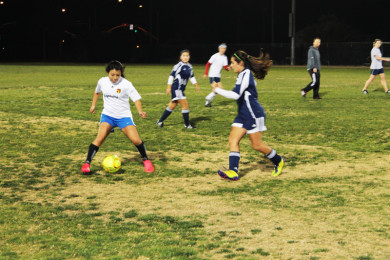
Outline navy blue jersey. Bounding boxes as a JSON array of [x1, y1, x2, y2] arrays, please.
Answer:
[[168, 61, 197, 92], [232, 68, 265, 119]]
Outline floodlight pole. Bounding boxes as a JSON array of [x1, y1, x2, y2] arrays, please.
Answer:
[[289, 0, 296, 65]]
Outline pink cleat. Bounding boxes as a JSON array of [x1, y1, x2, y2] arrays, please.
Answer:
[[143, 160, 155, 173], [81, 163, 91, 174]]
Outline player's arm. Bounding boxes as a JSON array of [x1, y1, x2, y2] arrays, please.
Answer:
[[204, 62, 211, 78], [190, 72, 200, 92], [224, 65, 231, 71], [212, 72, 249, 100], [90, 92, 100, 114], [375, 55, 390, 62], [134, 100, 146, 118]]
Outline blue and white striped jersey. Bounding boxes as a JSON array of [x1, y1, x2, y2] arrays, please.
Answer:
[[168, 61, 197, 91]]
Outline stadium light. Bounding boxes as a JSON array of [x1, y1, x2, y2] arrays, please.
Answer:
[[118, 0, 123, 2], [61, 8, 66, 13], [139, 5, 143, 8], [0, 1, 4, 5]]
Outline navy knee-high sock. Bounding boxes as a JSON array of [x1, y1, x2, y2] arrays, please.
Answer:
[[229, 152, 240, 173], [266, 149, 282, 165], [158, 108, 172, 122], [182, 109, 189, 126]]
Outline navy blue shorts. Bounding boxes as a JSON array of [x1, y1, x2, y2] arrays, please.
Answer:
[[232, 114, 267, 134], [209, 77, 221, 84], [371, 68, 384, 75], [100, 114, 135, 129]]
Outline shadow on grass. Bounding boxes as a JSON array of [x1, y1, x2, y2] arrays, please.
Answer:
[[239, 163, 271, 179], [190, 116, 211, 126]]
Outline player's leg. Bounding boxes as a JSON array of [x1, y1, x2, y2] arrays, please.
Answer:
[[218, 127, 246, 180], [363, 74, 376, 93], [178, 99, 195, 128], [82, 122, 112, 173], [301, 70, 316, 97], [205, 78, 220, 107], [249, 132, 285, 176], [121, 125, 154, 173], [379, 73, 389, 92], [157, 101, 178, 127]]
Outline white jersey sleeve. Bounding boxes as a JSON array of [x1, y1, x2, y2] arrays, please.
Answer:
[[128, 82, 141, 102], [223, 56, 228, 66], [95, 78, 103, 93], [208, 53, 217, 64]]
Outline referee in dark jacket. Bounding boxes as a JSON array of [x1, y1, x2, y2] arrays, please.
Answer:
[[301, 38, 322, 99]]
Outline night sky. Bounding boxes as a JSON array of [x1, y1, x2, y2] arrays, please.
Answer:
[[0, 0, 389, 63]]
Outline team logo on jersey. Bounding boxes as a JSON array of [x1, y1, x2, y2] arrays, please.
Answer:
[[116, 89, 121, 93]]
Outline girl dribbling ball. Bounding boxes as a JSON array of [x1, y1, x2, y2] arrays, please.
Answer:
[[81, 61, 155, 174]]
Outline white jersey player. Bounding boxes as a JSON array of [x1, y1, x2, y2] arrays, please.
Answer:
[[204, 43, 230, 107], [81, 61, 155, 174], [362, 39, 390, 94]]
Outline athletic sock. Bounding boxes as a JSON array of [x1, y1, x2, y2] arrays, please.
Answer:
[[266, 149, 282, 166], [206, 92, 216, 101], [158, 108, 172, 123], [136, 141, 149, 161], [85, 143, 99, 164], [229, 152, 240, 173], [182, 109, 190, 126]]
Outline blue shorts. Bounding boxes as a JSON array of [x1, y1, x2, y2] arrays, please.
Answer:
[[232, 114, 267, 134], [371, 68, 384, 75], [209, 77, 221, 84], [100, 114, 134, 129]]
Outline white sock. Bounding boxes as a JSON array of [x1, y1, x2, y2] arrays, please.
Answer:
[[206, 92, 216, 101]]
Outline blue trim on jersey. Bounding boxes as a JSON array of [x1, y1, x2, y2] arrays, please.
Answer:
[[100, 114, 134, 129], [209, 77, 221, 84], [371, 68, 384, 75]]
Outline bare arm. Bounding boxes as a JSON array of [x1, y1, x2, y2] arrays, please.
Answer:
[[90, 92, 100, 114], [134, 100, 146, 118], [166, 84, 172, 95], [375, 55, 390, 62]]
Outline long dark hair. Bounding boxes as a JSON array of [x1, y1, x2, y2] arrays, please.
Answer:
[[106, 60, 125, 78], [232, 50, 272, 80]]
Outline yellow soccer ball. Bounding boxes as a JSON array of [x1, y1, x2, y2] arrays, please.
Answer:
[[102, 155, 121, 173]]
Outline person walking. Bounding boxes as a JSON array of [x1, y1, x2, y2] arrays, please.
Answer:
[[301, 38, 322, 99], [362, 39, 390, 94]]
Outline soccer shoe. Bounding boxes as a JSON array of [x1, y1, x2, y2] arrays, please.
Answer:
[[184, 124, 196, 129], [386, 90, 390, 94], [218, 169, 239, 181], [362, 89, 368, 94], [313, 97, 322, 100], [156, 121, 164, 128], [143, 160, 155, 173], [205, 100, 212, 107], [81, 163, 91, 174], [300, 90, 306, 98], [271, 158, 285, 177]]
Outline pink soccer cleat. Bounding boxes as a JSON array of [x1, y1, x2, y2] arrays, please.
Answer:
[[81, 163, 91, 174], [143, 160, 155, 173]]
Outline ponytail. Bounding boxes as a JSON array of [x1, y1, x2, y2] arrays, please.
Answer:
[[232, 50, 272, 80]]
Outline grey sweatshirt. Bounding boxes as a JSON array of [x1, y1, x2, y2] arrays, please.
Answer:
[[307, 46, 321, 70]]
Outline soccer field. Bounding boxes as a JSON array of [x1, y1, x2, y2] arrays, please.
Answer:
[[0, 64, 389, 259]]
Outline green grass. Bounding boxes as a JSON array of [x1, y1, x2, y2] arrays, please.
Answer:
[[1, 64, 390, 259]]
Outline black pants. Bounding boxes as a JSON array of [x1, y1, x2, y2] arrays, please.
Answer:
[[303, 70, 320, 98]]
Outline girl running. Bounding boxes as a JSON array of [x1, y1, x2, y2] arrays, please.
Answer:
[[362, 39, 390, 94], [81, 60, 155, 174], [203, 43, 230, 107], [211, 50, 285, 181], [157, 49, 200, 129]]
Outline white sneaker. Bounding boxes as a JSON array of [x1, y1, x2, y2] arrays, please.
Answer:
[[205, 100, 212, 107], [156, 121, 164, 128], [184, 124, 196, 129], [362, 89, 368, 94]]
